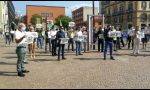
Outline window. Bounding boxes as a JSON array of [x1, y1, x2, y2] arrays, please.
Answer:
[[141, 1, 147, 10], [127, 14, 133, 22], [149, 2, 150, 9], [140, 13, 147, 22]]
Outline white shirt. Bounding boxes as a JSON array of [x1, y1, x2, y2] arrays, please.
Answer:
[[14, 30, 27, 47], [74, 30, 83, 41], [47, 31, 51, 38], [50, 30, 57, 39]]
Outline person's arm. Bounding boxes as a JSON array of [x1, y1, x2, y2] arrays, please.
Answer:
[[15, 35, 26, 43]]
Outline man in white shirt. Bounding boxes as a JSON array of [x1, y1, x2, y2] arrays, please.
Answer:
[[51, 28, 57, 56], [14, 23, 29, 77], [45, 29, 52, 53], [74, 27, 83, 56]]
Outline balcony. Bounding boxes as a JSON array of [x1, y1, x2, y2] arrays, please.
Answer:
[[126, 9, 134, 13]]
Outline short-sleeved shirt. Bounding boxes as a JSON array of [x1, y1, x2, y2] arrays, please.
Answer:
[[14, 30, 27, 47]]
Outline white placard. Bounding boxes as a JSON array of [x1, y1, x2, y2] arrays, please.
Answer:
[[108, 31, 121, 37], [69, 22, 75, 27], [140, 32, 145, 38], [144, 29, 150, 34], [51, 35, 56, 39], [76, 36, 84, 41], [25, 32, 38, 38], [83, 35, 87, 42], [116, 31, 121, 37], [60, 38, 69, 44], [36, 24, 42, 28], [129, 30, 134, 36], [98, 34, 104, 39], [25, 35, 34, 44]]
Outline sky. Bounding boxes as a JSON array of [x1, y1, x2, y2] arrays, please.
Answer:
[[13, 1, 100, 17]]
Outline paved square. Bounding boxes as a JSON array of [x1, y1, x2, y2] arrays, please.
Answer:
[[0, 39, 150, 89]]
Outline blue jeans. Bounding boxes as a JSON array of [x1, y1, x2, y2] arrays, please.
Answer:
[[37, 37, 43, 49], [104, 41, 113, 59], [75, 41, 81, 55]]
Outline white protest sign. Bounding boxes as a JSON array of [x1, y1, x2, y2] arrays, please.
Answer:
[[76, 36, 84, 41], [51, 35, 56, 39], [140, 32, 145, 38], [98, 34, 104, 39], [116, 31, 121, 37], [144, 29, 150, 34], [60, 38, 69, 44], [25, 35, 34, 44], [69, 22, 75, 27], [36, 24, 42, 28], [83, 35, 88, 42], [129, 30, 134, 36], [108, 31, 116, 37]]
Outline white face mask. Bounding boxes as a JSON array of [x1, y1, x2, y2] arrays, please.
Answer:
[[21, 27, 26, 32]]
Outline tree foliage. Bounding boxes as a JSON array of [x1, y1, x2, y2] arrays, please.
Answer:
[[54, 15, 72, 29], [30, 14, 42, 25]]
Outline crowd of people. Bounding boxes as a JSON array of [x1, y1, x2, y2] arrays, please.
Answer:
[[1, 22, 148, 77]]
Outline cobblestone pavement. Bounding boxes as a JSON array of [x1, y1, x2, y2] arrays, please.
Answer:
[[0, 39, 150, 89]]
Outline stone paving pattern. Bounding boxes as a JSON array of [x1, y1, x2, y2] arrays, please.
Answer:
[[0, 39, 150, 89]]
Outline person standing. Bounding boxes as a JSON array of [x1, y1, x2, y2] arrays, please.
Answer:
[[96, 27, 104, 52], [141, 27, 149, 50], [36, 28, 43, 49], [45, 29, 51, 53], [82, 27, 88, 52], [133, 26, 141, 55], [10, 29, 15, 42], [74, 27, 83, 56], [67, 28, 74, 52], [51, 28, 57, 56], [5, 30, 11, 45], [28, 26, 37, 59], [56, 27, 66, 60], [14, 23, 29, 77], [103, 25, 115, 60], [127, 27, 135, 49]]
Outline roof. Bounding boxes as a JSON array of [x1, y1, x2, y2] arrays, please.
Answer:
[[26, 5, 65, 8]]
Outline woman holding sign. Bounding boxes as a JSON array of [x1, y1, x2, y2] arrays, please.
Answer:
[[133, 26, 141, 55], [28, 26, 37, 59]]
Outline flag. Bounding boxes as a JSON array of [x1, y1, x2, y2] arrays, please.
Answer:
[[60, 19, 62, 27]]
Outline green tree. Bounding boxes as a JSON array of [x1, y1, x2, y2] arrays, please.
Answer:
[[30, 14, 42, 25], [54, 15, 72, 29]]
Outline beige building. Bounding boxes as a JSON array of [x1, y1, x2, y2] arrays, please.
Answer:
[[72, 6, 98, 27], [101, 1, 150, 31], [0, 1, 8, 32]]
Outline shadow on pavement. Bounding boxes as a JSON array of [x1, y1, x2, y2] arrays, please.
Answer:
[[0, 62, 16, 65], [2, 56, 17, 59], [30, 59, 58, 62], [113, 53, 150, 57], [0, 71, 17, 76], [74, 58, 103, 60]]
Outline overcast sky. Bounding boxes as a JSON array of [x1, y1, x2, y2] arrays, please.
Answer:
[[13, 1, 100, 17]]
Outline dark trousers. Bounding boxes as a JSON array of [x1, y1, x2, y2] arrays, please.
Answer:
[[5, 36, 11, 45], [98, 39, 104, 52], [58, 44, 65, 59], [11, 34, 14, 42], [68, 38, 74, 51], [75, 41, 82, 55], [120, 37, 125, 47], [45, 38, 51, 53], [104, 41, 113, 59], [51, 39, 57, 56], [127, 36, 134, 49]]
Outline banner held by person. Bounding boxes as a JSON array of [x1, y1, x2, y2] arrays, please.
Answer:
[[60, 38, 69, 44]]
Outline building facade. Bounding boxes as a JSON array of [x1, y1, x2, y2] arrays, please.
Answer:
[[72, 6, 99, 28], [26, 5, 65, 26], [0, 1, 8, 32], [101, 1, 150, 31], [7, 1, 16, 30]]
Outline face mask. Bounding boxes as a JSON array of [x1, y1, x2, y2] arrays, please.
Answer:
[[21, 27, 26, 32]]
